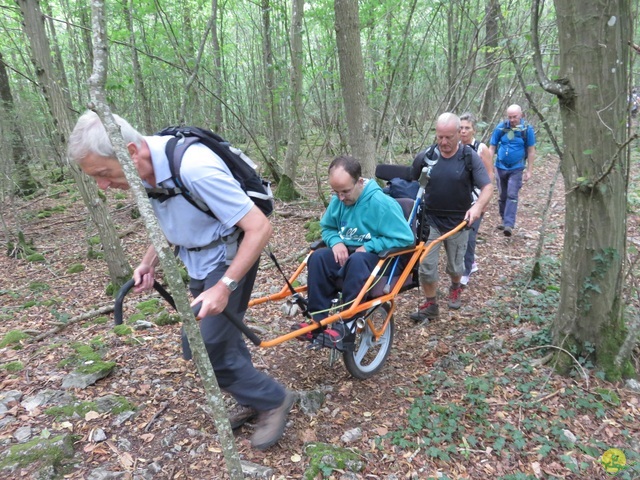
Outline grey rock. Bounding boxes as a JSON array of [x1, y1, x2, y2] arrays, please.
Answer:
[[87, 468, 127, 480], [133, 320, 155, 330], [240, 460, 274, 478], [482, 338, 504, 352], [147, 462, 162, 474], [90, 428, 107, 442], [96, 395, 126, 413], [117, 437, 132, 451], [14, 426, 32, 442], [341, 427, 362, 444], [339, 473, 360, 480], [132, 469, 154, 480], [0, 416, 17, 430], [62, 366, 115, 389], [112, 410, 136, 427], [562, 429, 577, 444], [297, 389, 325, 415], [0, 403, 8, 415], [21, 391, 57, 412], [161, 432, 175, 448], [626, 379, 640, 392], [0, 390, 22, 406]]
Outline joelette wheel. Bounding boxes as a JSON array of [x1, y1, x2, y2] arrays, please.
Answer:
[[343, 303, 394, 379]]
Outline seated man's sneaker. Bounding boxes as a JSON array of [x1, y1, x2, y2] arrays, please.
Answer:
[[410, 301, 439, 323], [251, 390, 296, 450], [470, 262, 479, 274], [290, 321, 319, 341], [448, 286, 463, 309], [460, 275, 469, 287], [312, 322, 354, 351], [227, 403, 258, 429]]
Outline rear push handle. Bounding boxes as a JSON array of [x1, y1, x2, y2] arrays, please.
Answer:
[[113, 279, 262, 346]]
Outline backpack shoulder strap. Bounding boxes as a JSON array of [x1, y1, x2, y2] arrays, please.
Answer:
[[162, 134, 214, 216]]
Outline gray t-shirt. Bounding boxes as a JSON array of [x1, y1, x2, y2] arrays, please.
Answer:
[[145, 136, 254, 280]]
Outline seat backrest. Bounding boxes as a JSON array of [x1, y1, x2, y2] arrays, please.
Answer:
[[395, 197, 418, 238]]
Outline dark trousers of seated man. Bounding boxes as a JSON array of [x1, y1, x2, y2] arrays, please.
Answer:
[[307, 248, 380, 328]]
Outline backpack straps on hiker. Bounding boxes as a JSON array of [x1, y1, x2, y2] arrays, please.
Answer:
[[146, 127, 274, 219]]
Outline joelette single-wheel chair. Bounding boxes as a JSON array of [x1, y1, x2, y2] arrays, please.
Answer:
[[114, 164, 467, 380]]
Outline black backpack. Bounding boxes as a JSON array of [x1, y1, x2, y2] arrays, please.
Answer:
[[146, 126, 274, 219]]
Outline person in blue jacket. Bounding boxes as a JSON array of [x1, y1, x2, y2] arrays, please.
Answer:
[[489, 104, 536, 237], [303, 156, 415, 351]]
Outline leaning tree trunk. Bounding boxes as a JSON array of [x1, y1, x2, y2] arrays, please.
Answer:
[[88, 1, 244, 477], [334, 0, 376, 176], [533, 0, 633, 380], [17, 0, 132, 292]]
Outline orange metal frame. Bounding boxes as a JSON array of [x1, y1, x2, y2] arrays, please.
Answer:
[[248, 221, 468, 348]]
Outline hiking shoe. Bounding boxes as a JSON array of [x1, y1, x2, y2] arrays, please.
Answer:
[[448, 286, 463, 309], [228, 403, 258, 429], [460, 275, 470, 287], [312, 322, 352, 351], [503, 226, 512, 237], [470, 262, 478, 274], [410, 301, 439, 323], [250, 390, 296, 450], [497, 224, 505, 231]]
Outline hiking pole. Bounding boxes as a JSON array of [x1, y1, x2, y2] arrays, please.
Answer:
[[383, 166, 431, 294], [264, 245, 311, 319]]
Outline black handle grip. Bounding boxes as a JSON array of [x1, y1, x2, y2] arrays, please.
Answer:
[[114, 279, 176, 325], [113, 279, 262, 346]]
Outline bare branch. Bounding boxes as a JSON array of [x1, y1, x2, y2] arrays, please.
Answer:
[[531, 0, 573, 98]]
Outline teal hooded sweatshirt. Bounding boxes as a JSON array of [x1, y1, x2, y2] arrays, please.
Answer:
[[320, 179, 415, 254]]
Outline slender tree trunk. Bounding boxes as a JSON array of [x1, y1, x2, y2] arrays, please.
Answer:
[[261, 0, 281, 158], [481, 0, 500, 124], [276, 0, 303, 201], [17, 0, 132, 292], [124, 0, 152, 134], [0, 52, 38, 196], [334, 0, 376, 176], [88, 1, 244, 477], [210, 0, 224, 132], [535, 0, 633, 379]]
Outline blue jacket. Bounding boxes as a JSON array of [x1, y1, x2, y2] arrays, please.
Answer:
[[321, 180, 414, 254], [490, 119, 536, 170]]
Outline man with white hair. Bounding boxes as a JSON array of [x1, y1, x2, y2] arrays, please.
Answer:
[[410, 112, 493, 323]]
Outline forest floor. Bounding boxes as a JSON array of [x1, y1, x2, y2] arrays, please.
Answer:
[[1, 151, 639, 480]]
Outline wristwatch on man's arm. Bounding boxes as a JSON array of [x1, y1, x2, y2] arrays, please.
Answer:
[[221, 276, 238, 292]]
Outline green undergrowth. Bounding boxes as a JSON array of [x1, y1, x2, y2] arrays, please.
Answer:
[[384, 365, 638, 478], [383, 254, 639, 478]]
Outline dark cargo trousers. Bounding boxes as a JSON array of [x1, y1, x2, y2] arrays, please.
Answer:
[[182, 260, 286, 411], [307, 247, 380, 321]]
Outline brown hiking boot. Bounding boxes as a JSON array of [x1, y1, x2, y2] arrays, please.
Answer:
[[250, 390, 296, 450], [227, 403, 258, 429], [410, 300, 439, 323]]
